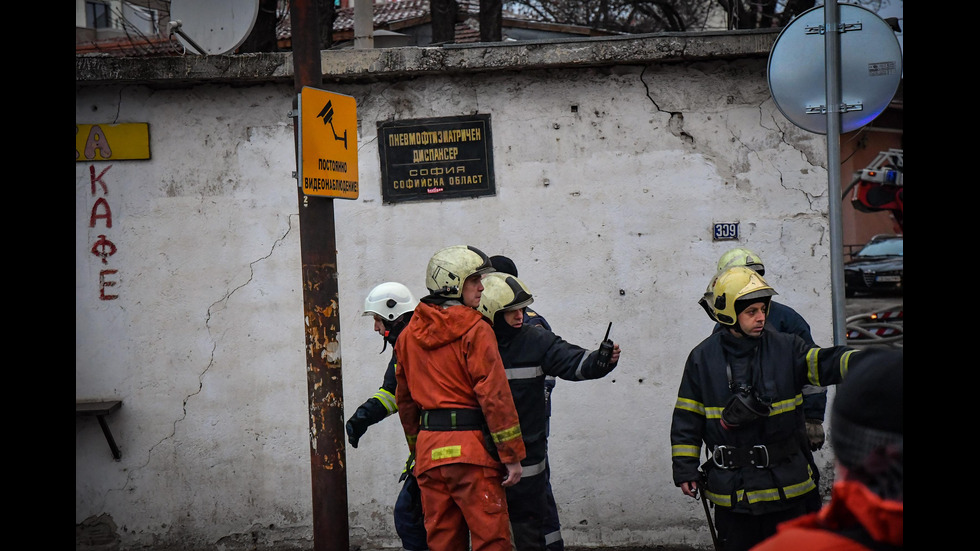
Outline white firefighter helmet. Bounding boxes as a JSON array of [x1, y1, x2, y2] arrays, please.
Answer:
[[425, 245, 495, 298], [707, 266, 777, 326], [362, 282, 418, 321], [478, 272, 534, 323]]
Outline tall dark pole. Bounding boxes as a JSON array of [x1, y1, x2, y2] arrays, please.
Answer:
[[824, 0, 846, 346], [290, 1, 349, 550]]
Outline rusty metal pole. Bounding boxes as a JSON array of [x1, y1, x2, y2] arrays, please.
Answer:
[[290, 1, 349, 550]]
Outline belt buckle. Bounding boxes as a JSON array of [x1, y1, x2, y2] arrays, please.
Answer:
[[750, 444, 769, 468], [712, 445, 730, 469]]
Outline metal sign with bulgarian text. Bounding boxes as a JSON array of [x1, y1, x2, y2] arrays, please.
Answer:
[[377, 114, 495, 204], [299, 87, 358, 199]]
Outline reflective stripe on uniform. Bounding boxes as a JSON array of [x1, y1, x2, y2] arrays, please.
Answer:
[[807, 348, 859, 385], [806, 348, 820, 386], [431, 445, 462, 460], [672, 444, 701, 459], [545, 529, 563, 546], [782, 477, 817, 500], [506, 366, 544, 380], [573, 354, 589, 380], [373, 388, 397, 414], [674, 397, 705, 416], [839, 349, 857, 378], [768, 394, 803, 416], [745, 487, 782, 504], [492, 424, 523, 444], [704, 488, 733, 507], [707, 478, 816, 507], [521, 457, 547, 477]]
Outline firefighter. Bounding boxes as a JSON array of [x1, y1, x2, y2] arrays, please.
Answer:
[[488, 255, 564, 551], [672, 266, 872, 551], [344, 282, 427, 551], [710, 247, 828, 513], [477, 272, 621, 550], [395, 245, 526, 551]]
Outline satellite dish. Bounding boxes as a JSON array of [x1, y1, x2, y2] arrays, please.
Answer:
[[768, 4, 903, 134], [169, 0, 260, 55]]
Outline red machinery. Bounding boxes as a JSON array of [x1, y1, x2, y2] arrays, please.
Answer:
[[846, 148, 903, 232]]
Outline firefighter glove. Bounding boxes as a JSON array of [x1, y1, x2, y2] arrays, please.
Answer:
[[805, 419, 825, 451], [345, 409, 371, 448]]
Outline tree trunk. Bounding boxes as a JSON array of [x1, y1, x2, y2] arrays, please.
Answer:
[[239, 0, 280, 52], [317, 0, 335, 50], [430, 0, 459, 44], [480, 0, 502, 42]]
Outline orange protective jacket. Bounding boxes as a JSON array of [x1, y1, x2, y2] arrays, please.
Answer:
[[395, 301, 526, 475], [751, 479, 903, 550]]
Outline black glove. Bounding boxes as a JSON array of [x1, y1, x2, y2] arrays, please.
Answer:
[[345, 409, 371, 448], [398, 452, 416, 482]]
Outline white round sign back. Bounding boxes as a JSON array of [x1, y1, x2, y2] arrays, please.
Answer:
[[768, 4, 902, 134]]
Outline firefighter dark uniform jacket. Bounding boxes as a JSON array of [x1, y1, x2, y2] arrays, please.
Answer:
[[494, 321, 616, 550], [670, 328, 859, 515], [395, 301, 526, 475], [348, 330, 404, 434], [497, 325, 615, 457], [713, 301, 827, 420]]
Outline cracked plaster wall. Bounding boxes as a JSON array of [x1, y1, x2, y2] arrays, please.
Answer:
[[76, 59, 831, 550]]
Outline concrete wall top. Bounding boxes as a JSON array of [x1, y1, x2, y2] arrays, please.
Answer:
[[76, 29, 780, 87]]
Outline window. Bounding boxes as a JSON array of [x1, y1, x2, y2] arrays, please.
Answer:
[[86, 1, 111, 29], [122, 2, 160, 35]]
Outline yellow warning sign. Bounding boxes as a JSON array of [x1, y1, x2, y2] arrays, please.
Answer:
[[76, 123, 150, 161], [299, 87, 358, 199]]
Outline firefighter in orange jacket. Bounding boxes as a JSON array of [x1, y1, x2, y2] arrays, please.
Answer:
[[395, 245, 527, 551]]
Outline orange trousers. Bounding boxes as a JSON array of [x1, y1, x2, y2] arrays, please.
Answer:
[[417, 463, 512, 551]]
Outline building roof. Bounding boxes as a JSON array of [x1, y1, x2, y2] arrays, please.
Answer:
[[284, 0, 493, 45], [331, 0, 480, 32], [75, 34, 181, 57], [76, 0, 609, 57]]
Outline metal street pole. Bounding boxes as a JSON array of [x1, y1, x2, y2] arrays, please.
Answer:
[[824, 0, 847, 345], [290, 1, 349, 549]]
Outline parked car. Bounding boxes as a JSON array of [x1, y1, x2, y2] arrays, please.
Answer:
[[844, 235, 903, 297]]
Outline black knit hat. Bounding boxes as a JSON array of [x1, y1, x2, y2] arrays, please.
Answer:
[[490, 255, 518, 277], [734, 295, 771, 316], [831, 348, 903, 499]]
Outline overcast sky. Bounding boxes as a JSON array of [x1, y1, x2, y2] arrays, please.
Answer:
[[873, 0, 904, 53]]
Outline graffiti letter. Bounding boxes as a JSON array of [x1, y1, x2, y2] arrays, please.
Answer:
[[90, 197, 113, 228], [90, 164, 111, 195], [99, 269, 119, 300], [91, 235, 117, 264], [85, 125, 112, 160]]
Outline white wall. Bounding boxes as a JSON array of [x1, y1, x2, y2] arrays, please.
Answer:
[[76, 58, 834, 550]]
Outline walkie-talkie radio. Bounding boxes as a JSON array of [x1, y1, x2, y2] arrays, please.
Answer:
[[597, 322, 614, 371]]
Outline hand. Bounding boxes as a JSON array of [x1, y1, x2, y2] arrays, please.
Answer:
[[680, 481, 699, 498], [345, 416, 368, 448], [501, 462, 523, 487], [805, 419, 825, 451], [609, 343, 621, 368], [398, 452, 415, 482]]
